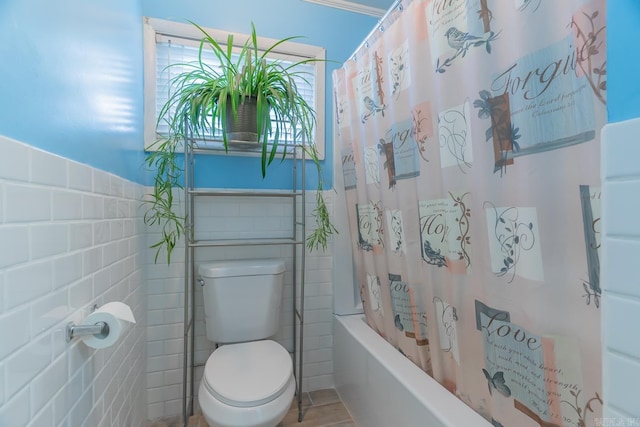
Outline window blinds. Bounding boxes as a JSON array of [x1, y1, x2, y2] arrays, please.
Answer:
[[155, 34, 317, 145]]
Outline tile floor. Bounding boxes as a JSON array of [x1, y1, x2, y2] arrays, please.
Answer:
[[147, 388, 356, 427], [278, 388, 356, 427]]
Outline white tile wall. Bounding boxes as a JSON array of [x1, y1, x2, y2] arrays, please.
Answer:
[[0, 135, 147, 427], [145, 189, 336, 420], [602, 119, 640, 419]]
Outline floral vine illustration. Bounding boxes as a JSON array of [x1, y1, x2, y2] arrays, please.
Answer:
[[419, 313, 428, 332], [477, 0, 493, 33], [335, 96, 345, 129], [436, 29, 501, 74], [493, 122, 522, 175], [484, 202, 536, 283], [474, 90, 493, 121], [360, 52, 387, 123], [510, 123, 522, 152], [474, 90, 520, 176], [357, 236, 373, 252], [377, 139, 396, 189], [450, 191, 471, 268], [367, 275, 383, 312], [389, 45, 408, 99], [518, 0, 541, 13], [363, 280, 384, 336], [561, 389, 602, 427], [422, 240, 447, 267], [412, 108, 431, 162], [363, 146, 380, 189], [434, 297, 458, 353], [570, 10, 606, 105], [357, 201, 384, 251], [439, 105, 473, 174], [581, 278, 601, 308], [375, 50, 386, 105], [389, 210, 404, 253]]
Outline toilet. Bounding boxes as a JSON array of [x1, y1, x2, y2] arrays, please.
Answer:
[[197, 259, 295, 427]]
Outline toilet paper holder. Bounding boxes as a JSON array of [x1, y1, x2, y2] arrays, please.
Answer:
[[65, 304, 110, 342], [65, 321, 109, 342]]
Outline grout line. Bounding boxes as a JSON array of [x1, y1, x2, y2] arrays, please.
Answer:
[[607, 403, 637, 419], [323, 423, 357, 427], [607, 348, 640, 365], [335, 390, 357, 426], [604, 289, 640, 304]]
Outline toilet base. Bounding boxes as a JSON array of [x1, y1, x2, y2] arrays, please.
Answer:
[[199, 374, 295, 427]]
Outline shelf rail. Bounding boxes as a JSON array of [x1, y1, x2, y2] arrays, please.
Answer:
[[180, 131, 307, 425]]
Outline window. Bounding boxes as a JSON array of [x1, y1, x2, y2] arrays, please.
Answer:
[[143, 17, 326, 159]]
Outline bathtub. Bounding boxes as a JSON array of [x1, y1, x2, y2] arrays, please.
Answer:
[[333, 314, 492, 427]]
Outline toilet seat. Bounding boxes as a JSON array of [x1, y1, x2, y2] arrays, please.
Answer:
[[203, 340, 293, 408]]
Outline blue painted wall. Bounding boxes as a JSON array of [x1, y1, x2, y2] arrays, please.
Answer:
[[0, 0, 146, 182], [142, 0, 378, 189], [0, 0, 377, 188], [607, 0, 640, 123]]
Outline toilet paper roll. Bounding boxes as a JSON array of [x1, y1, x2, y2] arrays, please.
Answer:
[[79, 302, 136, 349]]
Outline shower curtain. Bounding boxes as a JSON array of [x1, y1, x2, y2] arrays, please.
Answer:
[[333, 0, 606, 425]]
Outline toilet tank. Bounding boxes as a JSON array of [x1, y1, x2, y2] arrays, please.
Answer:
[[198, 259, 286, 344]]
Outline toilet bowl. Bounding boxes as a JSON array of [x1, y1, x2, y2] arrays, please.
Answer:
[[198, 340, 295, 427]]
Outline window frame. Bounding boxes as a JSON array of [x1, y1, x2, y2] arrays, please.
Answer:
[[142, 17, 326, 160]]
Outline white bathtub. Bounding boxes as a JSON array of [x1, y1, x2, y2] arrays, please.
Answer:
[[333, 314, 492, 427]]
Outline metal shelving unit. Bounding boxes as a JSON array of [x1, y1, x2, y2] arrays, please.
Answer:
[[181, 138, 307, 426]]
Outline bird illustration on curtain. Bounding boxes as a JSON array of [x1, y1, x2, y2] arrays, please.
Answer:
[[445, 27, 482, 51]]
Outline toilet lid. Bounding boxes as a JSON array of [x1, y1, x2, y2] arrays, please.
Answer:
[[203, 340, 293, 408]]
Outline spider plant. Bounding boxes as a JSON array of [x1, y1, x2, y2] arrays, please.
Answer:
[[143, 22, 336, 263], [159, 21, 319, 176]]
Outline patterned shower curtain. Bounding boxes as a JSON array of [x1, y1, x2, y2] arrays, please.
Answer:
[[333, 0, 606, 425]]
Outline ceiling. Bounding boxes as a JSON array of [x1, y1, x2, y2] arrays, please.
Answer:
[[303, 0, 397, 17]]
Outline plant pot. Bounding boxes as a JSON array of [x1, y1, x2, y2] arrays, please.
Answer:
[[225, 96, 263, 146]]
